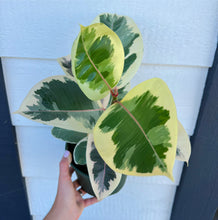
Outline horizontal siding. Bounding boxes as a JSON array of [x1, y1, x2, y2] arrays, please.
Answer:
[[16, 123, 183, 219], [16, 125, 184, 182], [26, 177, 177, 220], [15, 126, 63, 178], [2, 57, 208, 135], [0, 0, 217, 66], [1, 1, 217, 219], [16, 124, 183, 219]]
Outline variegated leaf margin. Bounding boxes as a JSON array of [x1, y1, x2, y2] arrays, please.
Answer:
[[16, 76, 104, 133], [71, 23, 124, 100], [94, 78, 178, 180], [86, 134, 122, 200], [74, 137, 88, 165], [176, 120, 191, 165], [98, 94, 111, 110], [52, 127, 87, 144], [117, 83, 131, 101], [93, 13, 143, 88], [57, 55, 74, 77]]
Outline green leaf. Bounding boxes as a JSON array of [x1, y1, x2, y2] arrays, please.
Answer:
[[52, 127, 87, 143], [117, 83, 131, 101], [57, 55, 74, 77], [71, 23, 124, 100], [94, 78, 178, 180], [74, 137, 88, 165], [16, 76, 104, 133], [93, 13, 143, 88], [86, 134, 122, 200], [176, 120, 191, 165]]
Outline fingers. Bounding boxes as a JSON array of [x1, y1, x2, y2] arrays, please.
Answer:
[[59, 151, 98, 208], [83, 197, 99, 208], [73, 180, 87, 197], [59, 150, 72, 181], [73, 179, 80, 189], [64, 150, 72, 164], [72, 179, 98, 207], [69, 166, 74, 176], [78, 188, 87, 197]]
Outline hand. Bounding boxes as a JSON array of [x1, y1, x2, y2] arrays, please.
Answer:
[[44, 150, 98, 220]]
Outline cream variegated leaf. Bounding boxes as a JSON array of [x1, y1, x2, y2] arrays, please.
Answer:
[[86, 134, 122, 200], [93, 13, 143, 88], [52, 127, 87, 144], [57, 55, 74, 77], [16, 76, 104, 133], [176, 120, 191, 165], [71, 23, 124, 100], [97, 94, 111, 110], [74, 136, 88, 165], [94, 78, 178, 180]]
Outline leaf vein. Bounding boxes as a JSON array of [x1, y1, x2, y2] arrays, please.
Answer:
[[80, 32, 114, 94], [22, 108, 105, 113], [116, 101, 168, 172]]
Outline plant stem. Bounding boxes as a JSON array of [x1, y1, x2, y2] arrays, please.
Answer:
[[111, 87, 119, 104]]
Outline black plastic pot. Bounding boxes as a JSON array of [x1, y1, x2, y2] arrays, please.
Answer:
[[66, 143, 127, 197]]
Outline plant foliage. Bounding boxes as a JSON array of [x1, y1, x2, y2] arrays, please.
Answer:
[[17, 13, 191, 199]]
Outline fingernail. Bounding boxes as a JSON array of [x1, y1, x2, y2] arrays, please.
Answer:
[[64, 150, 70, 158]]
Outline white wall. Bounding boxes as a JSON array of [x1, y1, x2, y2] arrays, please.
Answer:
[[1, 0, 218, 219]]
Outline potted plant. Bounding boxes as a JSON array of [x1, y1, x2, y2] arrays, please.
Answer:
[[16, 13, 191, 200]]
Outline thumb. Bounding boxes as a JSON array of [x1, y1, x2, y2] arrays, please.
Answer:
[[59, 150, 72, 181]]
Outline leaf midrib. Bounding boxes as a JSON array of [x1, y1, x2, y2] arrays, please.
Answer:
[[20, 108, 105, 113], [116, 101, 168, 172], [80, 30, 113, 94], [100, 162, 106, 193]]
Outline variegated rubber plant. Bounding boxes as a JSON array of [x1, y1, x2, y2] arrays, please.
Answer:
[[16, 13, 191, 200]]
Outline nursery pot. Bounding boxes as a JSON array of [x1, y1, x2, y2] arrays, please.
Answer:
[[66, 143, 127, 197]]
